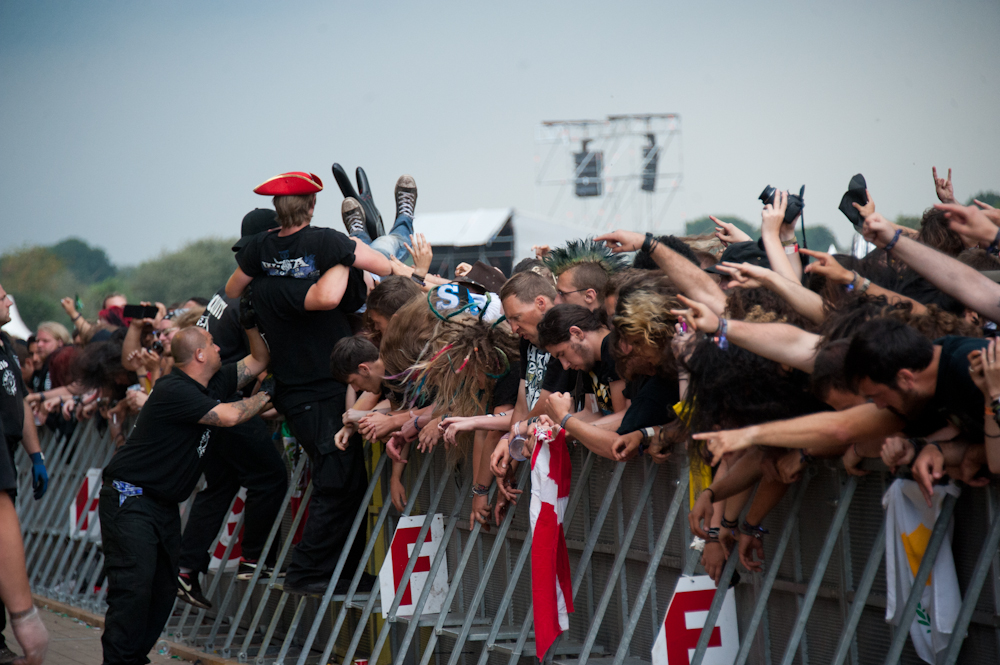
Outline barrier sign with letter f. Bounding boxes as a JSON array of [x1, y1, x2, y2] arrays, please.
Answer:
[[652, 575, 739, 665], [378, 514, 449, 618]]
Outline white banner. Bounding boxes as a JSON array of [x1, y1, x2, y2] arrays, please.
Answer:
[[69, 468, 102, 541], [378, 514, 449, 618]]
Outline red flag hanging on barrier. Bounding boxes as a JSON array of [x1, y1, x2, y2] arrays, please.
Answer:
[[530, 427, 574, 659]]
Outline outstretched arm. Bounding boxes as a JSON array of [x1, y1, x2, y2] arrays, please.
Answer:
[[304, 264, 351, 311], [672, 294, 821, 372], [199, 390, 272, 428], [226, 267, 253, 299], [351, 239, 392, 277], [694, 402, 904, 465], [863, 212, 1000, 321], [595, 230, 727, 314]]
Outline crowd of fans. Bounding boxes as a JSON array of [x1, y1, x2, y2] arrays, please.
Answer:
[[2, 163, 999, 663]]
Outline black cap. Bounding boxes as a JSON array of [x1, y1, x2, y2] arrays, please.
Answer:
[[704, 241, 771, 274], [454, 260, 508, 295], [232, 208, 278, 252]]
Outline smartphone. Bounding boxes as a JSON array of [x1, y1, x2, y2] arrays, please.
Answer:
[[123, 304, 158, 320]]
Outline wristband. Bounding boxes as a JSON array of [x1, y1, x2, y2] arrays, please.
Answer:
[[472, 483, 490, 497], [706, 526, 720, 542], [641, 232, 659, 254], [784, 243, 799, 255], [72, 313, 82, 321], [560, 413, 572, 429], [712, 317, 729, 350], [741, 521, 769, 539], [780, 238, 798, 246], [410, 273, 426, 286], [884, 228, 903, 253], [701, 487, 715, 502], [720, 517, 738, 529], [411, 416, 423, 433]]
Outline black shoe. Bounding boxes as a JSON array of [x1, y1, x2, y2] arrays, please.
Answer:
[[335, 571, 376, 595], [332, 163, 384, 240], [176, 572, 212, 610], [236, 559, 281, 581], [0, 646, 21, 664], [394, 175, 417, 221], [282, 580, 329, 596], [341, 198, 367, 237]]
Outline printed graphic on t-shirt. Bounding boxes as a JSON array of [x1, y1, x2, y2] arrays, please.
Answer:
[[524, 344, 550, 410], [198, 294, 228, 330], [589, 371, 613, 414], [197, 430, 211, 457], [261, 251, 319, 279], [0, 359, 15, 396]]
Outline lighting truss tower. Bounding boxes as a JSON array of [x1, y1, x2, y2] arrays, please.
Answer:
[[534, 114, 683, 233]]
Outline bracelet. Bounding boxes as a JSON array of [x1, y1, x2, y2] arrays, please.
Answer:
[[781, 238, 798, 246], [641, 232, 659, 254], [472, 483, 490, 497], [700, 487, 716, 502], [706, 527, 720, 542], [858, 277, 871, 294], [720, 517, 739, 529], [72, 313, 82, 321], [784, 243, 799, 255], [411, 416, 423, 432], [410, 273, 426, 286], [741, 521, 769, 539], [560, 413, 573, 429], [884, 228, 903, 253], [712, 317, 729, 350]]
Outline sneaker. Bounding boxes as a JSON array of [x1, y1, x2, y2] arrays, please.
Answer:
[[341, 198, 367, 236], [236, 559, 281, 581], [394, 175, 417, 220], [176, 572, 212, 610], [0, 647, 21, 664]]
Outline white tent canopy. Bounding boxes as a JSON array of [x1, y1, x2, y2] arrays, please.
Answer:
[[415, 208, 602, 266]]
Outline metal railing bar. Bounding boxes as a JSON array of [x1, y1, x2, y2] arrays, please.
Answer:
[[578, 459, 659, 665], [183, 497, 244, 644], [731, 475, 812, 665], [881, 491, 958, 665], [611, 468, 689, 665], [220, 454, 307, 656], [778, 476, 858, 665], [293, 447, 386, 663], [314, 447, 433, 665], [941, 498, 1000, 664]]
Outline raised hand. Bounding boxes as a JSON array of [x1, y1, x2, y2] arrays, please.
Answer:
[[714, 262, 765, 289], [404, 233, 433, 274], [761, 189, 788, 235], [801, 248, 854, 285], [594, 230, 644, 254], [712, 217, 752, 247], [934, 203, 999, 245], [692, 428, 755, 466], [932, 167, 955, 204], [544, 392, 573, 427], [670, 321, 697, 365], [861, 212, 900, 248], [670, 294, 720, 335], [852, 189, 876, 220], [973, 199, 1000, 228]]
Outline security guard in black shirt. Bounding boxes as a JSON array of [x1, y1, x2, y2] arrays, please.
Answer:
[[98, 321, 272, 665]]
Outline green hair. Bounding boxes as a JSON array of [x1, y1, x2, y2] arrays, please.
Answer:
[[543, 238, 629, 277]]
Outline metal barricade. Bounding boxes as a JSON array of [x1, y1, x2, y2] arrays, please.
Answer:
[[16, 419, 1000, 665]]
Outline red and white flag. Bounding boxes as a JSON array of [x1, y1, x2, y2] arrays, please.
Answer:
[[530, 427, 574, 659]]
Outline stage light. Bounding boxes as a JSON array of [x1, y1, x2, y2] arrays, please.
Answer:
[[574, 139, 603, 198]]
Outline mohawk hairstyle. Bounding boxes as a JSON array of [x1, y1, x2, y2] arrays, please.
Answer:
[[543, 238, 629, 277]]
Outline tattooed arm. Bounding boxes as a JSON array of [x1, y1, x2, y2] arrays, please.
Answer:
[[198, 391, 272, 427], [235, 327, 270, 390]]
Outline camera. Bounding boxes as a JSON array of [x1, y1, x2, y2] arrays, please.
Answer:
[[150, 340, 164, 354], [759, 185, 805, 225]]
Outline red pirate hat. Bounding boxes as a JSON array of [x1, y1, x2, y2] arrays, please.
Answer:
[[253, 172, 324, 196]]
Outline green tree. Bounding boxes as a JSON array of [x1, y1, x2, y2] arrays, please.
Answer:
[[967, 190, 1000, 208], [895, 214, 922, 230], [0, 246, 68, 330], [127, 238, 238, 305], [801, 226, 841, 254], [49, 238, 116, 283]]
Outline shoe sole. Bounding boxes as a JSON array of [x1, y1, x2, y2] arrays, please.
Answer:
[[176, 588, 212, 610]]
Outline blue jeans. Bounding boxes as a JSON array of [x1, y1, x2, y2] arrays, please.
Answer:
[[352, 213, 413, 263]]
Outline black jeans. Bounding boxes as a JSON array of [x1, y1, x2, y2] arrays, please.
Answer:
[[99, 486, 180, 665], [178, 417, 287, 574], [283, 395, 368, 587]]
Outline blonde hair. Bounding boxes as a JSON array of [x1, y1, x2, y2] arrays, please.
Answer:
[[37, 321, 71, 345], [612, 275, 681, 352]]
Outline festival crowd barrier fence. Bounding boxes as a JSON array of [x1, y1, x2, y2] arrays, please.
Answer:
[[14, 420, 1000, 665]]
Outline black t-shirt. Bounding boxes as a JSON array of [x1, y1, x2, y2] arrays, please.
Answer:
[[250, 269, 367, 412], [618, 375, 679, 434], [0, 332, 27, 449], [493, 361, 520, 409], [198, 288, 249, 366], [30, 358, 51, 394], [903, 336, 988, 442], [103, 364, 238, 504], [541, 355, 575, 394], [236, 226, 356, 280]]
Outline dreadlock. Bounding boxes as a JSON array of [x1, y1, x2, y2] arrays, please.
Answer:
[[379, 286, 519, 462]]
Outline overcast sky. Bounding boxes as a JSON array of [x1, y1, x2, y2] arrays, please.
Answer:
[[2, 0, 998, 265]]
